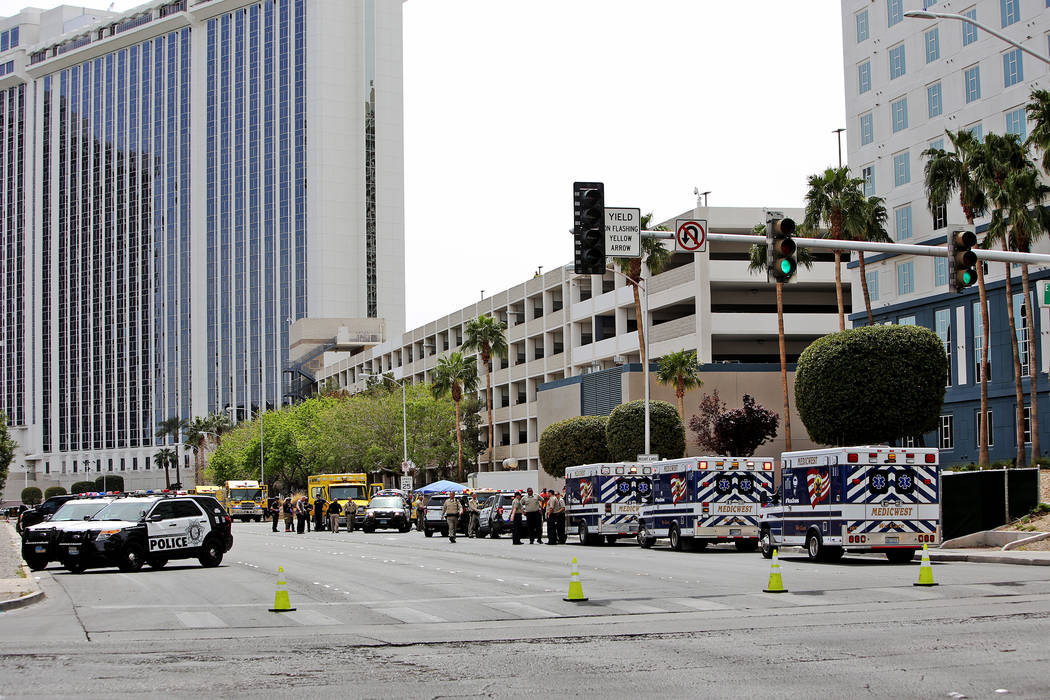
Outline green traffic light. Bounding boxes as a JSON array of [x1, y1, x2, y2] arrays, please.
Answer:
[[961, 269, 976, 285], [779, 259, 795, 275]]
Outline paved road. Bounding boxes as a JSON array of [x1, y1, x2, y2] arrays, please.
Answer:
[[2, 522, 1049, 698]]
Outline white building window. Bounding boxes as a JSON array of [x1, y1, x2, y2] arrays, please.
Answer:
[[939, 415, 954, 450], [1013, 293, 1030, 378], [866, 270, 879, 301], [973, 301, 990, 382], [936, 307, 951, 387], [1023, 405, 1032, 444], [976, 410, 994, 447]]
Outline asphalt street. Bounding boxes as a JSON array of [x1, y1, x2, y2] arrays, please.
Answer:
[[2, 522, 1049, 698]]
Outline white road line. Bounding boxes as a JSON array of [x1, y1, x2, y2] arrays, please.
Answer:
[[375, 607, 447, 623], [603, 600, 666, 614], [486, 601, 559, 619], [284, 610, 343, 626], [666, 597, 732, 611], [175, 612, 228, 628]]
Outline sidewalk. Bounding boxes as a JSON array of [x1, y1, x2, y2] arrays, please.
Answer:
[[929, 547, 1050, 566], [0, 520, 44, 610]]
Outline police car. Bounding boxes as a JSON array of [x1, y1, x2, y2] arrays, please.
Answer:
[[20, 495, 117, 570], [58, 494, 234, 574]]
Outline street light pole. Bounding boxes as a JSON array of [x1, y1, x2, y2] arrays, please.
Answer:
[[903, 10, 1050, 66], [832, 128, 845, 167], [362, 374, 409, 468]]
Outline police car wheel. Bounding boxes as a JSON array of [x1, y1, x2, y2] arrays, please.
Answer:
[[759, 530, 774, 559], [64, 559, 86, 575], [424, 527, 434, 538], [198, 539, 223, 568], [148, 557, 168, 569], [399, 524, 412, 533], [118, 544, 146, 573], [24, 556, 48, 571]]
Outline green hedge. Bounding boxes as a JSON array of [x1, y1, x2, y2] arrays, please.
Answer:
[[20, 487, 42, 506], [70, 480, 96, 495], [795, 325, 947, 446], [95, 475, 124, 493], [539, 416, 609, 478], [44, 486, 67, 499], [606, 400, 685, 462]]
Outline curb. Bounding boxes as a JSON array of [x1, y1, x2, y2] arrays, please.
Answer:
[[0, 589, 45, 612], [928, 552, 1050, 567]]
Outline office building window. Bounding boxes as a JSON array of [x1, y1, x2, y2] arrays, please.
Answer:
[[888, 0, 903, 26], [939, 415, 954, 450], [866, 270, 879, 301], [963, 8, 978, 45], [860, 113, 873, 145], [925, 28, 939, 63], [1003, 49, 1023, 87], [936, 307, 951, 386], [1001, 0, 1019, 27], [934, 256, 948, 287], [858, 60, 871, 94], [856, 9, 869, 42], [1013, 293, 1031, 377], [862, 165, 875, 196], [974, 301, 990, 382], [1005, 107, 1027, 139], [892, 97, 908, 132], [927, 82, 943, 118], [898, 316, 916, 326], [893, 152, 911, 186], [929, 137, 944, 152], [898, 261, 915, 296], [1023, 405, 1032, 444], [932, 202, 947, 230], [889, 44, 906, 79], [967, 123, 984, 141], [976, 410, 994, 447], [964, 65, 981, 103], [894, 204, 913, 239]]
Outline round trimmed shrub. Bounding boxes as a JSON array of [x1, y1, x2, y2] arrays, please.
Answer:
[[795, 325, 947, 446], [605, 400, 685, 462], [20, 487, 42, 506], [95, 475, 124, 493], [44, 486, 67, 499], [70, 480, 96, 495], [539, 416, 609, 478]]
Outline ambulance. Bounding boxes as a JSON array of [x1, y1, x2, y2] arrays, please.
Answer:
[[564, 462, 653, 545], [636, 456, 774, 552], [757, 446, 940, 562]]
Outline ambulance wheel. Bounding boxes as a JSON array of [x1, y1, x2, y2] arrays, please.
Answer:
[[886, 549, 915, 563], [24, 556, 47, 571], [637, 526, 655, 549], [118, 544, 146, 573], [669, 525, 684, 552], [147, 557, 168, 569], [806, 531, 825, 561], [759, 530, 774, 559], [735, 539, 758, 553], [578, 523, 593, 546], [198, 538, 224, 568]]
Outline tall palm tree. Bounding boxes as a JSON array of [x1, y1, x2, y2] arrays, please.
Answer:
[[923, 130, 990, 466], [156, 415, 188, 445], [655, 349, 702, 421], [615, 213, 672, 368], [1026, 88, 1050, 174], [184, 417, 209, 486], [803, 167, 866, 331], [430, 352, 479, 482], [748, 226, 815, 452], [974, 133, 1038, 466], [856, 195, 892, 325], [154, 447, 178, 489], [204, 411, 233, 447], [462, 314, 508, 473]]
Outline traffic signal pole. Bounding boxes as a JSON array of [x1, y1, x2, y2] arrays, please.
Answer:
[[642, 230, 1050, 265]]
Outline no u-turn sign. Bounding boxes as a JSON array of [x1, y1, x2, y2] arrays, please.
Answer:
[[675, 219, 707, 253]]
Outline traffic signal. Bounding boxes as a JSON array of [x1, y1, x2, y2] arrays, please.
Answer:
[[947, 227, 978, 293], [766, 215, 797, 283], [573, 181, 605, 275]]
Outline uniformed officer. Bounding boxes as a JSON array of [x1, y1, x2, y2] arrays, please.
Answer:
[[465, 492, 481, 537], [313, 496, 326, 532], [546, 490, 566, 545], [511, 491, 524, 545], [521, 487, 541, 544], [327, 499, 342, 533], [267, 495, 280, 532], [441, 493, 462, 543]]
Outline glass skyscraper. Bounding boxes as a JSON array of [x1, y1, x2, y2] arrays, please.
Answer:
[[0, 0, 405, 493]]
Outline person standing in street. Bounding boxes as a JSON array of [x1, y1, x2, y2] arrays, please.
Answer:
[[441, 494, 461, 543], [295, 496, 307, 534], [313, 496, 326, 532], [521, 487, 541, 544], [511, 491, 524, 545], [465, 492, 480, 538], [327, 499, 342, 533], [268, 495, 280, 532], [283, 496, 294, 532], [546, 490, 566, 545]]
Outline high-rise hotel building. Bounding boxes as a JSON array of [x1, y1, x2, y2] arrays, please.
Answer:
[[0, 0, 405, 492]]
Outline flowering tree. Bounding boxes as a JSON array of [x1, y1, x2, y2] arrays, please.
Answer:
[[688, 391, 779, 457]]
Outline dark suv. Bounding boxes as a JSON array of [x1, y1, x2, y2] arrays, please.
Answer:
[[20, 496, 117, 570], [16, 495, 80, 533], [59, 495, 233, 574], [361, 495, 413, 533], [478, 492, 518, 538]]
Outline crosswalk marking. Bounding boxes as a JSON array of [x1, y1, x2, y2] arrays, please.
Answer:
[[284, 610, 343, 626], [486, 601, 559, 618], [603, 600, 666, 614], [175, 612, 227, 628], [376, 607, 447, 623], [666, 597, 731, 611]]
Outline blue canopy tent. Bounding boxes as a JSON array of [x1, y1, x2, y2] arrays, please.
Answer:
[[416, 480, 466, 494]]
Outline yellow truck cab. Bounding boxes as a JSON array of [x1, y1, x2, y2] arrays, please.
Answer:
[[308, 473, 370, 527], [224, 480, 267, 522]]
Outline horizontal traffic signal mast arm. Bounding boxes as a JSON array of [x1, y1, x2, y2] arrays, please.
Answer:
[[640, 231, 1050, 265]]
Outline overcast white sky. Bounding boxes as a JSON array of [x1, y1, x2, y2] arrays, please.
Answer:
[[2, 0, 846, 330]]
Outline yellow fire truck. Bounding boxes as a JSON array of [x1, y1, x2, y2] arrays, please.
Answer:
[[189, 484, 225, 504], [307, 473, 372, 527], [224, 479, 268, 522]]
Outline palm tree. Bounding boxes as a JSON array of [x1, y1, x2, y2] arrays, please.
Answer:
[[204, 411, 233, 447], [462, 314, 508, 473], [156, 415, 187, 445], [923, 129, 990, 466], [184, 417, 209, 486], [974, 133, 1038, 466], [655, 349, 702, 421], [614, 213, 672, 368], [1026, 88, 1050, 174], [803, 167, 866, 331], [856, 195, 892, 325], [748, 225, 815, 452], [154, 447, 178, 489], [430, 351, 479, 482]]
